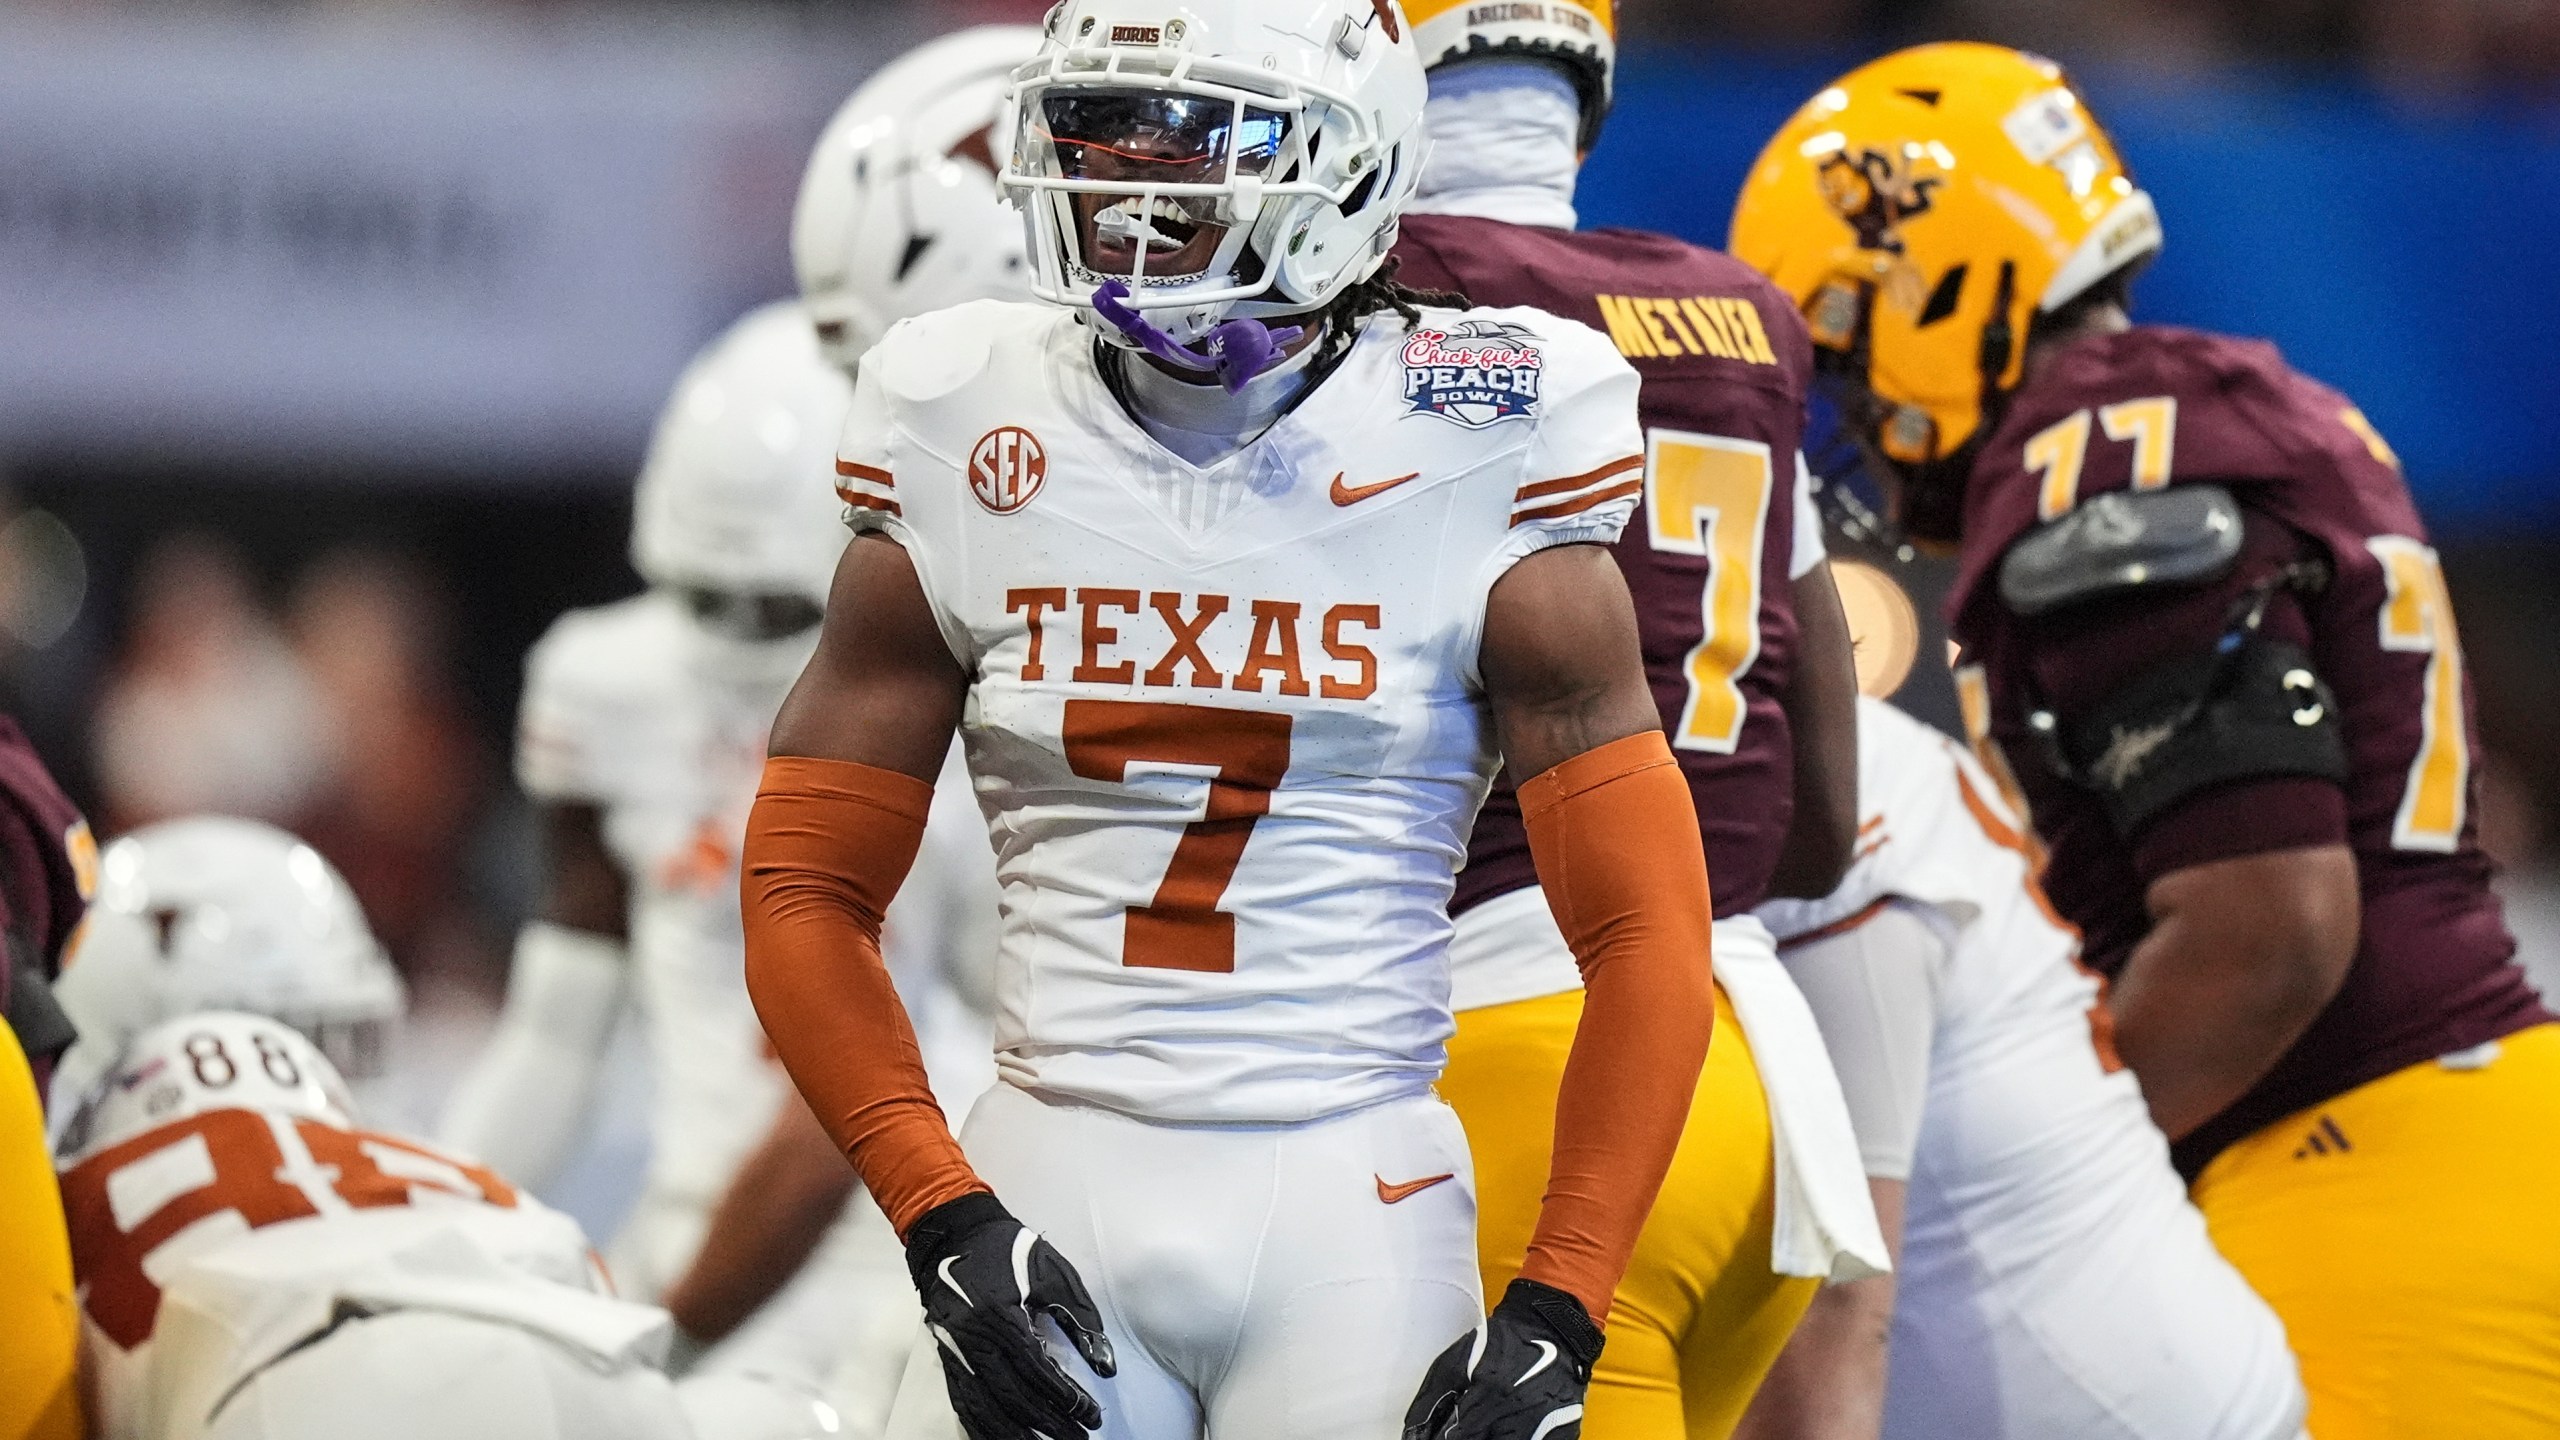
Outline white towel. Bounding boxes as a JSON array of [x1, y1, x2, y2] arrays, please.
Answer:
[[1711, 916, 1893, 1283]]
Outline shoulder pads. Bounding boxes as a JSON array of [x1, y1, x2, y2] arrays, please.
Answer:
[[1999, 485, 2244, 617]]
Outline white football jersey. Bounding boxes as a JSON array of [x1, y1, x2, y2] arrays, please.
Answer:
[[516, 593, 1000, 1205], [59, 1106, 654, 1440], [1757, 685, 2304, 1433], [1758, 699, 2122, 1095], [838, 298, 1642, 1124], [517, 593, 800, 1205]]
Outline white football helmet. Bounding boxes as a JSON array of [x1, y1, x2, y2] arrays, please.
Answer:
[[58, 1009, 354, 1161], [792, 26, 1042, 375], [630, 301, 855, 641], [1003, 0, 1429, 344], [50, 817, 403, 1122]]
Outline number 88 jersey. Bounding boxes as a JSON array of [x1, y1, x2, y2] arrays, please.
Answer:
[[57, 1014, 623, 1440], [837, 298, 1643, 1125]]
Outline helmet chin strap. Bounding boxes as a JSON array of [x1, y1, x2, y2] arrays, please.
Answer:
[[1092, 279, 1305, 395]]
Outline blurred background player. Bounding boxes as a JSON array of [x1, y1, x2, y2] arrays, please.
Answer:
[[790, 27, 1039, 379], [1387, 2, 1886, 1431], [1749, 686, 2306, 1438], [0, 714, 93, 1440], [55, 1010, 696, 1440], [653, 26, 1031, 1435], [46, 816, 408, 1128], [436, 300, 956, 1417], [1733, 43, 2560, 1436], [748, 3, 1720, 1437]]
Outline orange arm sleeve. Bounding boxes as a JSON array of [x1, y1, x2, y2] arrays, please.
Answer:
[[1515, 731, 1717, 1322], [742, 755, 988, 1238]]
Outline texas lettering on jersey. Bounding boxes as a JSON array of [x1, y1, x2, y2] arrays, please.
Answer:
[[1003, 588, 1379, 700]]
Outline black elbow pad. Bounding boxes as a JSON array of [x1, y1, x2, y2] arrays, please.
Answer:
[[2041, 637, 2349, 837]]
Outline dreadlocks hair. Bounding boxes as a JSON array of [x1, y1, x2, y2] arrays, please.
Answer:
[[1311, 254, 1472, 369]]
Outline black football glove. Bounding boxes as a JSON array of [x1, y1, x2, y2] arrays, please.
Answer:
[[905, 1192, 1117, 1440], [1403, 1278, 1604, 1440]]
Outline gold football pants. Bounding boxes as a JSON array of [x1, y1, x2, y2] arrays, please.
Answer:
[[0, 1024, 83, 1440], [1441, 984, 1817, 1439], [2193, 1021, 2560, 1439]]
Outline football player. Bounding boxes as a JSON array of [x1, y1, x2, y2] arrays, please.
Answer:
[[437, 302, 909, 1405], [56, 1010, 698, 1440], [744, 3, 1717, 1439], [47, 816, 407, 1128], [1748, 687, 2307, 1438], [0, 715, 92, 1440], [655, 27, 1032, 1431], [1384, 3, 1889, 1430], [1733, 43, 2560, 1435]]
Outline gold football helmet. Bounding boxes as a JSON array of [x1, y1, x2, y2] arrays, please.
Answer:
[[1730, 44, 2161, 540]]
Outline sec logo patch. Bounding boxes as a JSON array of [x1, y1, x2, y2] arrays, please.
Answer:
[[970, 426, 1048, 514]]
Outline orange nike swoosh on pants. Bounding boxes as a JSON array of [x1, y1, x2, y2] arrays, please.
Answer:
[[1376, 1172, 1456, 1204], [1331, 472, 1422, 506]]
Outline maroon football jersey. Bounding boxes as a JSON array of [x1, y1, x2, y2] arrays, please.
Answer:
[[1946, 325, 2549, 1174], [1395, 215, 1813, 918], [0, 713, 91, 1069]]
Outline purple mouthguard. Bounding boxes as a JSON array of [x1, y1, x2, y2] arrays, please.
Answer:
[[1091, 280, 1306, 394]]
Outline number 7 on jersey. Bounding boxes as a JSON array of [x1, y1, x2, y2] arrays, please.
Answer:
[[1644, 430, 1775, 753], [1064, 699, 1294, 973]]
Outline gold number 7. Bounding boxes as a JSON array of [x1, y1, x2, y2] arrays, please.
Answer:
[[1645, 430, 1774, 755], [2025, 396, 2179, 520], [2367, 537, 2471, 852]]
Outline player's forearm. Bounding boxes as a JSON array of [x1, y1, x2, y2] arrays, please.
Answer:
[[1734, 1177, 1904, 1440], [2116, 845, 2359, 1139], [436, 923, 626, 1186], [743, 756, 987, 1237], [1734, 1281, 1896, 1440], [1518, 732, 1718, 1321], [1770, 563, 1860, 900], [661, 1097, 858, 1347]]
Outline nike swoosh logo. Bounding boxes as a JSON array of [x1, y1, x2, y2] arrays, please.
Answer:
[[1331, 471, 1422, 506], [1376, 1172, 1456, 1204], [1516, 1339, 1558, 1385]]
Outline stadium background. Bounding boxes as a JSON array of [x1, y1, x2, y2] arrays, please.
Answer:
[[2, 0, 2554, 1231]]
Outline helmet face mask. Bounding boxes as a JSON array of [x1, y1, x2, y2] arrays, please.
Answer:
[[671, 586, 826, 646], [1002, 0, 1428, 346], [1031, 87, 1292, 291]]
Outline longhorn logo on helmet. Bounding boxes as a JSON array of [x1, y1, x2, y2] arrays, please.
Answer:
[[970, 426, 1049, 514]]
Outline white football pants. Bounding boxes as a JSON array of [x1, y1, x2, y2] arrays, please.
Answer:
[[198, 1310, 694, 1440], [1887, 1014, 2310, 1439], [885, 1082, 1482, 1440]]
